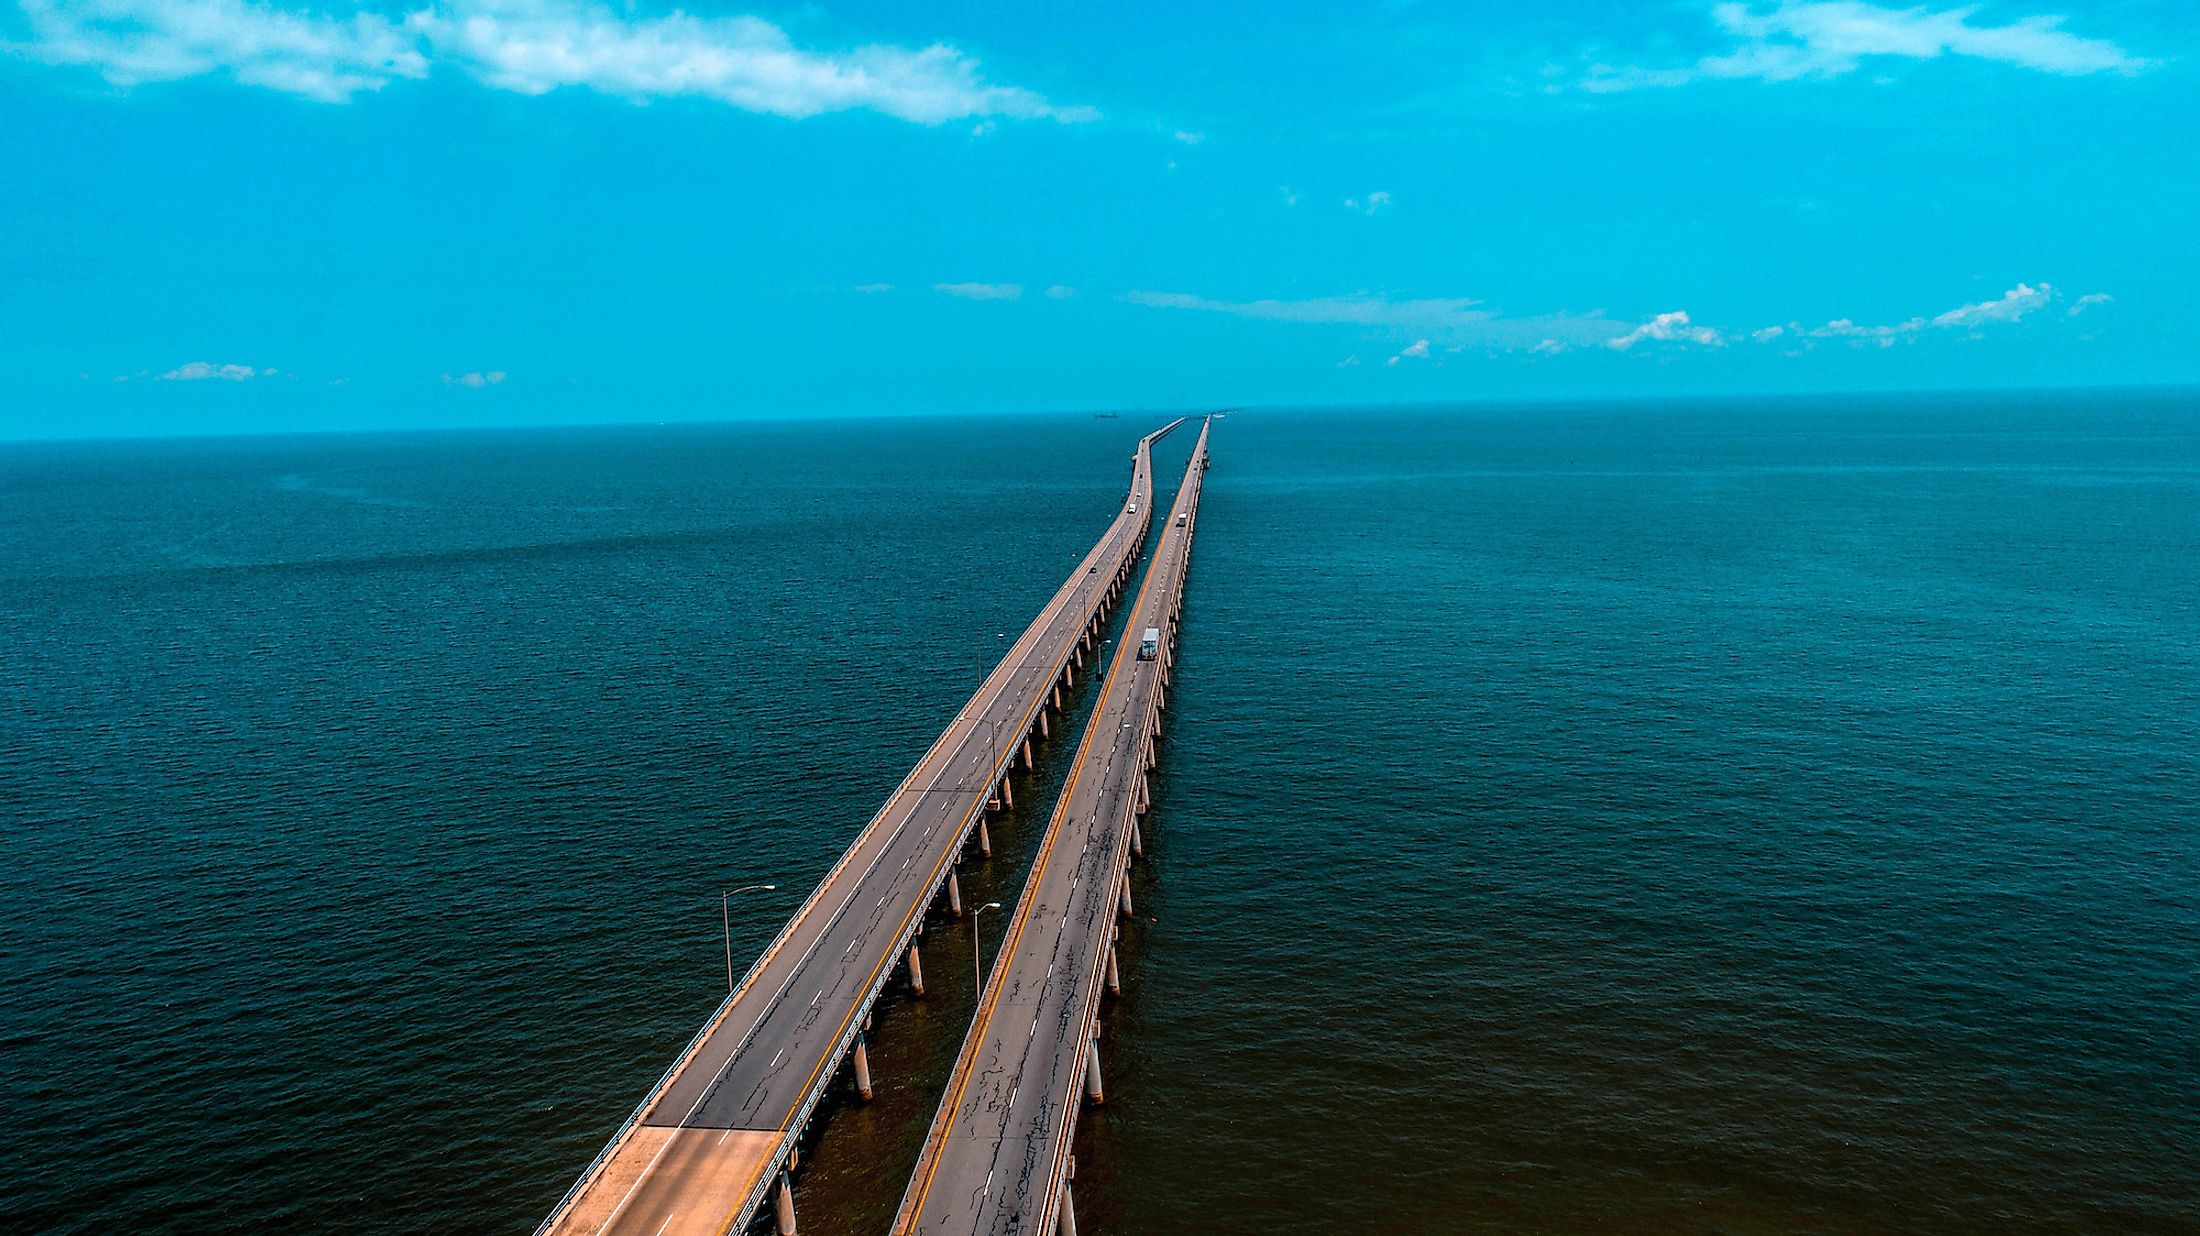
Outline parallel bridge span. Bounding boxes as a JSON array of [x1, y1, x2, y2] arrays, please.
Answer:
[[538, 417, 1187, 1236], [890, 416, 1213, 1236]]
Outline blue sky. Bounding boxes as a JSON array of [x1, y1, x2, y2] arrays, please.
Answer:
[[1, 0, 2192, 438]]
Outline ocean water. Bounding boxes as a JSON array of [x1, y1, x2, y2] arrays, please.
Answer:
[[2, 392, 2196, 1234]]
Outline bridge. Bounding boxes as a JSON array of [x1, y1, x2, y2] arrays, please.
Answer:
[[889, 418, 1211, 1236], [539, 418, 1186, 1236]]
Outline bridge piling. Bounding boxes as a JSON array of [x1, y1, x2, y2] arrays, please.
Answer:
[[776, 1172, 798, 1235], [1118, 881, 1134, 919], [907, 944, 925, 997], [976, 818, 993, 858], [1083, 1037, 1105, 1105], [1106, 945, 1121, 997], [947, 872, 964, 917], [1058, 1184, 1079, 1236], [853, 1035, 874, 1101]]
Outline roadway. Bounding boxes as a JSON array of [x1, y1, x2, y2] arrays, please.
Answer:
[[540, 418, 1187, 1236], [890, 417, 1211, 1236]]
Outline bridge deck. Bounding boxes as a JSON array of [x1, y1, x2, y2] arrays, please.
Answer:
[[540, 419, 1186, 1236], [890, 418, 1211, 1236]]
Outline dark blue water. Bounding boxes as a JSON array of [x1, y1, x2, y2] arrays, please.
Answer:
[[3, 393, 2196, 1233]]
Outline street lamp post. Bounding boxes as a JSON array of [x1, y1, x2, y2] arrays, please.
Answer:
[[722, 883, 777, 993], [972, 901, 1004, 999]]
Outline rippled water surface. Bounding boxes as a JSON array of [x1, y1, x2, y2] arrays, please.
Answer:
[[3, 393, 2196, 1234]]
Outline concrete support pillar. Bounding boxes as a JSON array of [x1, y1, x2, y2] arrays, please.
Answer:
[[788, 1146, 799, 1171], [1083, 1037, 1105, 1105], [1119, 881, 1134, 919], [1106, 945, 1122, 997], [977, 818, 993, 858], [907, 943, 925, 996], [776, 1172, 798, 1236], [947, 872, 964, 917], [1131, 818, 1144, 858], [1040, 710, 1050, 740], [1057, 1184, 1078, 1236], [1021, 738, 1034, 770], [1052, 685, 1063, 712], [852, 1035, 874, 1101], [1003, 778, 1014, 809]]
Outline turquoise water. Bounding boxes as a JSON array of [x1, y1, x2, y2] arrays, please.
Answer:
[[3, 392, 2196, 1233]]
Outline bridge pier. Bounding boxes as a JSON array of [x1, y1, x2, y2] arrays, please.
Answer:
[[776, 1171, 798, 1236], [1083, 1036, 1105, 1105], [1021, 738, 1033, 770], [1106, 944, 1121, 997], [1002, 778, 1014, 810], [947, 872, 964, 917], [1040, 710, 1050, 740], [977, 818, 993, 858], [1119, 881, 1134, 919], [907, 944, 925, 997], [853, 1034, 874, 1101], [1052, 685, 1063, 711], [1131, 818, 1144, 858], [1058, 1183, 1079, 1236]]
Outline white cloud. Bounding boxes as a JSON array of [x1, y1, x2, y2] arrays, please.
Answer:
[[1584, 1, 2154, 91], [1777, 280, 2062, 345], [935, 281, 1022, 300], [1931, 280, 2053, 328], [1751, 324, 1787, 342], [443, 370, 506, 387], [160, 361, 260, 380], [1172, 129, 1204, 144], [1279, 186, 1300, 207], [1126, 290, 1487, 330], [1044, 284, 1076, 299], [2069, 291, 2113, 316], [853, 282, 894, 293], [1606, 310, 1725, 350], [1530, 338, 1566, 355], [1385, 338, 1431, 367], [15, 0, 1094, 123], [1344, 190, 1393, 215], [17, 0, 426, 101]]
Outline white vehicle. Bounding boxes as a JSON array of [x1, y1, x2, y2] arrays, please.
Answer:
[[1137, 628, 1161, 661]]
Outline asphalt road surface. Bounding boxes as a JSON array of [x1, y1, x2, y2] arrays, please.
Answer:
[[890, 418, 1211, 1236], [540, 419, 1187, 1236]]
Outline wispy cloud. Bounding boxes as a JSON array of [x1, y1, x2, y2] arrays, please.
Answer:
[[1584, 1, 2154, 92], [1044, 284, 1076, 300], [1171, 129, 1204, 145], [935, 281, 1022, 300], [2069, 291, 2113, 316], [1930, 280, 2053, 328], [1128, 280, 2087, 358], [1126, 290, 1487, 330], [13, 0, 1095, 122], [853, 282, 895, 293], [1606, 310, 1725, 350], [1344, 190, 1393, 215], [1385, 339, 1431, 366], [1783, 280, 2057, 345], [160, 361, 266, 380], [443, 370, 506, 387]]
